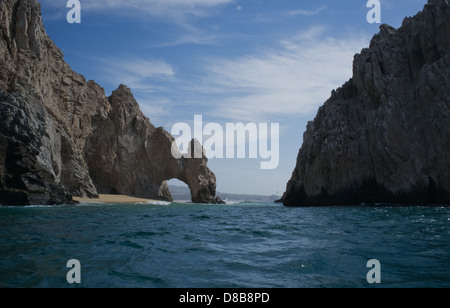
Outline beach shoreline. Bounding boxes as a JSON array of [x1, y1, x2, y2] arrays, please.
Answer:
[[73, 194, 160, 204]]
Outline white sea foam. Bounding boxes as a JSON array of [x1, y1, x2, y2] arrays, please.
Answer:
[[173, 200, 191, 204], [22, 204, 72, 208], [145, 201, 172, 206], [3, 205, 54, 208], [224, 200, 245, 205]]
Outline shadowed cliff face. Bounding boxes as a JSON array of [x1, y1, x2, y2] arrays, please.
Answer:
[[282, 0, 450, 206], [0, 0, 219, 205]]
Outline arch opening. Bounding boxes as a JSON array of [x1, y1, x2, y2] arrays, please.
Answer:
[[167, 179, 192, 202]]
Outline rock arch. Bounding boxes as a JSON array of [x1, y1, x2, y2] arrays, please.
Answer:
[[0, 0, 219, 205], [84, 85, 219, 204]]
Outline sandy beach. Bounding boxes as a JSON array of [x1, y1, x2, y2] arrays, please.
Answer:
[[73, 194, 160, 204]]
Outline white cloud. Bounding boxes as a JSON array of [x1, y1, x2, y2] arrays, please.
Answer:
[[42, 0, 233, 46], [43, 0, 233, 19], [93, 57, 182, 124], [156, 22, 221, 47], [137, 98, 172, 122], [198, 27, 369, 122], [84, 0, 232, 9], [288, 5, 327, 17], [99, 57, 175, 90], [117, 59, 175, 79]]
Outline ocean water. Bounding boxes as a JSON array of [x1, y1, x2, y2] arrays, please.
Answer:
[[0, 202, 449, 288]]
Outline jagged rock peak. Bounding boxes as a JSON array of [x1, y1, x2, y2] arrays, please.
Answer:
[[281, 0, 450, 206]]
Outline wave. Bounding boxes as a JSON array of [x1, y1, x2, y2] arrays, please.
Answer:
[[24, 204, 65, 208], [223, 199, 246, 205], [0, 204, 69, 208], [222, 199, 270, 206], [143, 201, 172, 206]]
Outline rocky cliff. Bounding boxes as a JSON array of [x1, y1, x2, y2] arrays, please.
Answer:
[[0, 0, 219, 205], [84, 84, 219, 204], [281, 0, 450, 206]]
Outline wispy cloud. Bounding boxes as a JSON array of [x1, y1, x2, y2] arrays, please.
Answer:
[[137, 98, 173, 121], [155, 22, 221, 47], [99, 57, 175, 91], [42, 0, 233, 20], [196, 27, 369, 122], [41, 0, 234, 47], [239, 4, 328, 24], [91, 57, 179, 124], [288, 5, 327, 17]]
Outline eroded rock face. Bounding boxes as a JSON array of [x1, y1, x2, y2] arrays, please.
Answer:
[[0, 0, 103, 204], [85, 85, 219, 203], [281, 0, 450, 206], [0, 90, 73, 205], [0, 0, 219, 205]]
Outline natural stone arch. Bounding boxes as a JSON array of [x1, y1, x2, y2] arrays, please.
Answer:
[[84, 85, 219, 203], [0, 1, 219, 205]]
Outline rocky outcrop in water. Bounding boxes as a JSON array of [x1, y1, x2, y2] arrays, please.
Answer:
[[0, 0, 219, 205], [281, 0, 450, 206], [84, 84, 219, 203]]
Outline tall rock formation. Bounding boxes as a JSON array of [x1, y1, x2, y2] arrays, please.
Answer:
[[0, 0, 219, 205], [84, 84, 219, 204], [281, 0, 450, 206]]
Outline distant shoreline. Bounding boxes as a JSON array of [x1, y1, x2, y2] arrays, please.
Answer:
[[73, 194, 159, 204]]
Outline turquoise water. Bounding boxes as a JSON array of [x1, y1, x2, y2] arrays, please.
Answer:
[[0, 202, 449, 288]]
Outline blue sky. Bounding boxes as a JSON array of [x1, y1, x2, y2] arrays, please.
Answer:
[[40, 0, 427, 196]]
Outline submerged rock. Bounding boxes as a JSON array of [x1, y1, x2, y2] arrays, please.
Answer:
[[0, 0, 219, 205], [281, 0, 450, 206]]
